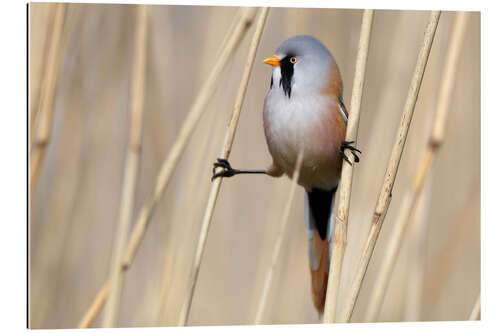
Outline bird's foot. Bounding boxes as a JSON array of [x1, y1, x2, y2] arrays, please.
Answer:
[[212, 158, 237, 181], [340, 141, 361, 166]]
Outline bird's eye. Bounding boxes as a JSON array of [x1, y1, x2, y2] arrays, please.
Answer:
[[290, 56, 297, 64]]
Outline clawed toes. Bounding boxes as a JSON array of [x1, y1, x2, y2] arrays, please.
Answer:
[[340, 141, 361, 165], [211, 158, 235, 181], [216, 158, 231, 168], [212, 158, 230, 173]]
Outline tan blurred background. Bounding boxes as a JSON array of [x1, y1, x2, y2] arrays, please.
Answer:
[[29, 3, 480, 329]]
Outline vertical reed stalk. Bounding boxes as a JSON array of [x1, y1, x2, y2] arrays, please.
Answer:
[[29, 2, 66, 198], [77, 7, 257, 328], [341, 11, 441, 322], [363, 11, 468, 322], [322, 9, 374, 323], [102, 5, 149, 328], [177, 7, 270, 326], [254, 150, 304, 324]]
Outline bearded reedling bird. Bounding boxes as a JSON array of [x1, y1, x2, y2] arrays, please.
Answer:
[[212, 35, 360, 314]]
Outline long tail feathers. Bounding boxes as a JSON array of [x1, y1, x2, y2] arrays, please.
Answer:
[[304, 187, 336, 314], [310, 230, 330, 313]]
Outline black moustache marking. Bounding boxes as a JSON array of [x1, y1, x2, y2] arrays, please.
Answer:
[[279, 55, 295, 98]]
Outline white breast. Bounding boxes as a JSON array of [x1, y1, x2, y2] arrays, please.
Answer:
[[263, 81, 340, 190]]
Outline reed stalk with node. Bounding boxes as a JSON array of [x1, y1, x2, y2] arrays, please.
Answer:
[[363, 11, 470, 322], [340, 11, 441, 322], [77, 7, 258, 328], [102, 5, 149, 328], [30, 3, 66, 197]]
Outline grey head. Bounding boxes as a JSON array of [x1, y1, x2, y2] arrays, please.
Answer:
[[270, 35, 336, 98]]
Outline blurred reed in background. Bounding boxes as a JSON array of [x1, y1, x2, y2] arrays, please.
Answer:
[[29, 3, 480, 329]]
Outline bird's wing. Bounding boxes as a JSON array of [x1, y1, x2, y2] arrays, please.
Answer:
[[338, 96, 349, 123]]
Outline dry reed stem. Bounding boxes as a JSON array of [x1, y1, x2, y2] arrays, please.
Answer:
[[322, 9, 374, 323], [214, 8, 244, 61], [29, 5, 54, 151], [364, 11, 469, 322], [178, 7, 270, 326], [78, 281, 110, 328], [102, 5, 149, 328], [468, 293, 480, 320], [121, 6, 258, 269], [155, 8, 242, 324], [424, 189, 479, 311], [29, 2, 66, 198], [76, 7, 258, 328], [341, 11, 441, 323], [403, 179, 431, 321], [254, 149, 304, 324]]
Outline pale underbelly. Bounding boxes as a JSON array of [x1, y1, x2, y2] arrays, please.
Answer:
[[264, 107, 344, 191], [275, 142, 342, 191]]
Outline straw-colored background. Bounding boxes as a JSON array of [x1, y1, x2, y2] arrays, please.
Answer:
[[29, 3, 480, 329]]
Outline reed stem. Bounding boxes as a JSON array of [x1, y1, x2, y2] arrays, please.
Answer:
[[121, 7, 258, 269], [363, 11, 469, 322], [341, 11, 441, 322], [322, 9, 374, 323], [77, 7, 258, 328], [102, 5, 149, 327], [30, 3, 66, 198], [78, 281, 110, 328], [254, 150, 304, 324], [177, 7, 270, 326]]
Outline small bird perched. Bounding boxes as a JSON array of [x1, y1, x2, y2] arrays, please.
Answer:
[[212, 35, 360, 314]]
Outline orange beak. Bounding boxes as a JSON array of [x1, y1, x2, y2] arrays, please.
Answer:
[[263, 55, 280, 67]]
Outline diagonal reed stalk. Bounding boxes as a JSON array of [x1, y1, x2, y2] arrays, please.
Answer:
[[29, 5, 56, 152], [78, 281, 110, 328], [254, 149, 304, 324], [77, 7, 258, 328], [101, 5, 150, 328], [177, 7, 270, 326], [155, 8, 243, 324], [468, 293, 480, 320], [364, 11, 470, 322], [121, 6, 258, 270], [340, 11, 441, 323], [29, 2, 66, 198], [323, 9, 374, 323]]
